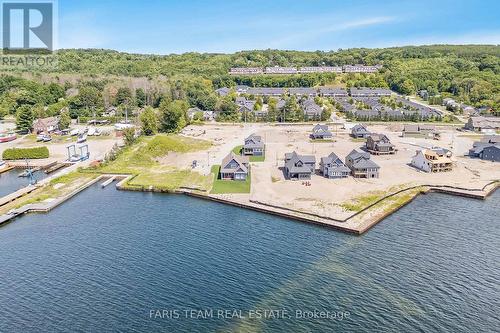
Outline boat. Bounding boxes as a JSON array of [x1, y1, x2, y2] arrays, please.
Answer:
[[77, 133, 87, 143], [114, 123, 134, 131], [87, 127, 96, 136], [42, 135, 52, 142], [0, 160, 5, 168], [18, 169, 34, 177], [0, 132, 16, 143], [70, 128, 79, 136]]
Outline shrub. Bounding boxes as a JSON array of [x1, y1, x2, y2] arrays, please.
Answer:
[[2, 146, 50, 160]]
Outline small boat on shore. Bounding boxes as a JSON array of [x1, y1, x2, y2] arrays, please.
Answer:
[[77, 133, 87, 143], [0, 132, 16, 143], [0, 160, 5, 168]]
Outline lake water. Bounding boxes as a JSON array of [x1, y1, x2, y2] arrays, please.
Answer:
[[0, 169, 47, 198], [0, 184, 499, 332]]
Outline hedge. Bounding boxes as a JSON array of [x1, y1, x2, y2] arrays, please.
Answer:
[[2, 146, 50, 160]]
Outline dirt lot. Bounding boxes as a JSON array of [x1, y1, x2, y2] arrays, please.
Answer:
[[175, 123, 500, 219]]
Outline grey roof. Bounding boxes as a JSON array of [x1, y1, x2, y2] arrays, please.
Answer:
[[318, 87, 348, 96], [302, 98, 322, 116], [215, 87, 230, 96], [312, 124, 331, 134], [246, 87, 287, 96], [221, 152, 249, 174], [346, 150, 379, 169], [244, 134, 264, 149], [285, 151, 316, 173], [288, 87, 317, 96], [276, 98, 286, 110], [367, 133, 391, 143], [321, 153, 350, 171], [352, 124, 370, 134], [350, 87, 392, 96]]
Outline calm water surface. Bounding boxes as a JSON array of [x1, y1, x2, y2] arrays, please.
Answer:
[[0, 184, 498, 332], [0, 169, 47, 197]]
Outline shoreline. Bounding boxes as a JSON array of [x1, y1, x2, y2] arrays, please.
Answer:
[[1, 172, 498, 234]]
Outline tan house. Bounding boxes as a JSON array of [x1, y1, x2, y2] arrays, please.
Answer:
[[32, 116, 59, 134], [411, 148, 453, 173]]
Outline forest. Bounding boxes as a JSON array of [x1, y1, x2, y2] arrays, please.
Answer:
[[0, 45, 498, 131]]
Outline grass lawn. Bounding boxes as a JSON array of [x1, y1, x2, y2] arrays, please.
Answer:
[[210, 165, 251, 194], [98, 134, 212, 191], [232, 145, 265, 162], [340, 185, 409, 212]]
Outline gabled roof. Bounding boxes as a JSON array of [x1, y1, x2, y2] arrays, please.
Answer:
[[221, 152, 249, 174], [367, 133, 390, 143], [346, 150, 379, 169], [352, 124, 370, 133], [312, 124, 330, 134], [320, 152, 349, 172], [244, 134, 264, 149], [285, 151, 316, 174]]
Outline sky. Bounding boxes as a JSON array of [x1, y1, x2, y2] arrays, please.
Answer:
[[55, 0, 500, 54]]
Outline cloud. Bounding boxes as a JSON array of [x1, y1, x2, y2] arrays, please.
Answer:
[[269, 16, 396, 49]]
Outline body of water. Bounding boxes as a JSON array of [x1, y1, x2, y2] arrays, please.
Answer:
[[0, 169, 47, 198], [0, 184, 498, 332]]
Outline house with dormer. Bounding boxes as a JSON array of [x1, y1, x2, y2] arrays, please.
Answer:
[[310, 124, 333, 140], [284, 151, 316, 180], [320, 152, 350, 179], [243, 134, 265, 156], [220, 152, 250, 181]]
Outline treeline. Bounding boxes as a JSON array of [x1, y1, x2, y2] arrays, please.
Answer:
[[0, 45, 498, 125]]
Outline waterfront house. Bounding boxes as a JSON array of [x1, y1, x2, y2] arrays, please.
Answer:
[[345, 150, 380, 178], [469, 137, 500, 162], [411, 148, 453, 172], [310, 124, 333, 140], [319, 152, 350, 179], [243, 134, 265, 156], [465, 116, 500, 132], [351, 124, 371, 138], [366, 134, 396, 155], [284, 151, 316, 180], [220, 152, 249, 181], [32, 116, 59, 134], [402, 124, 439, 139]]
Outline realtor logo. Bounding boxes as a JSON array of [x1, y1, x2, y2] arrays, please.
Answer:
[[2, 1, 54, 51]]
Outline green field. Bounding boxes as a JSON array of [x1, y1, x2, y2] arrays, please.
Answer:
[[210, 165, 251, 194], [98, 134, 212, 191], [232, 145, 265, 162]]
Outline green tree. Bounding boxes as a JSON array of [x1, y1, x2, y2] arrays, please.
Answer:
[[136, 88, 146, 107], [16, 105, 34, 131], [140, 106, 159, 136], [59, 108, 71, 129], [115, 87, 133, 106], [159, 100, 188, 133], [122, 127, 136, 146]]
